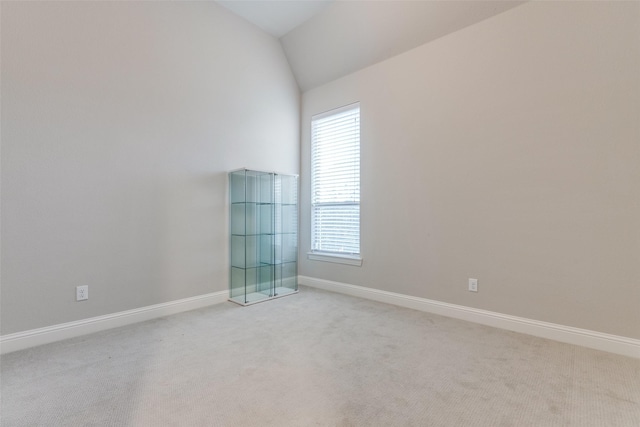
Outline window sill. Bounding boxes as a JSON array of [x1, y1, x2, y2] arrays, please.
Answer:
[[307, 252, 363, 266]]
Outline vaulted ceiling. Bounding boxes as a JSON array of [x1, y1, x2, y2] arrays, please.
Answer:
[[219, 1, 526, 91], [217, 0, 333, 38]]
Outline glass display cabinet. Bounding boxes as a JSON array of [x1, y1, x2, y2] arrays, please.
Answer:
[[229, 169, 298, 305]]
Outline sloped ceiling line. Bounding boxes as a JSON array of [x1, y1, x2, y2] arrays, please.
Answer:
[[219, 1, 526, 91]]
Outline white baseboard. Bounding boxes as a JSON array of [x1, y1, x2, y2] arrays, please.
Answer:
[[299, 276, 640, 359], [0, 291, 229, 355]]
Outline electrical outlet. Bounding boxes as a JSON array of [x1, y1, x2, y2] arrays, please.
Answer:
[[76, 285, 88, 301], [468, 278, 478, 292]]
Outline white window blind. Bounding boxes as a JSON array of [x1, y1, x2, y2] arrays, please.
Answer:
[[311, 103, 360, 255]]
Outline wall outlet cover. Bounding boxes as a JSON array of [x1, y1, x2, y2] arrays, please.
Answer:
[[76, 285, 88, 301]]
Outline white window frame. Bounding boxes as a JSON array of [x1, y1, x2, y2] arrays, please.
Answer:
[[308, 103, 362, 266]]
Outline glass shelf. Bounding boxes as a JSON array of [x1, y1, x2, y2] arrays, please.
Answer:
[[229, 169, 298, 306]]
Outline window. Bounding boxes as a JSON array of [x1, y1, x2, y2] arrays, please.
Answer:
[[310, 103, 360, 264]]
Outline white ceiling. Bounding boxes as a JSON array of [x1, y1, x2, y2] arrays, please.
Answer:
[[218, 1, 526, 91], [217, 1, 334, 38]]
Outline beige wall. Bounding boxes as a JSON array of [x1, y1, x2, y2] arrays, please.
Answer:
[[1, 1, 300, 334], [300, 1, 640, 338]]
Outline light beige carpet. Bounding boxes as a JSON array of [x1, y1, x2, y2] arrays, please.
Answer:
[[1, 286, 639, 426]]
